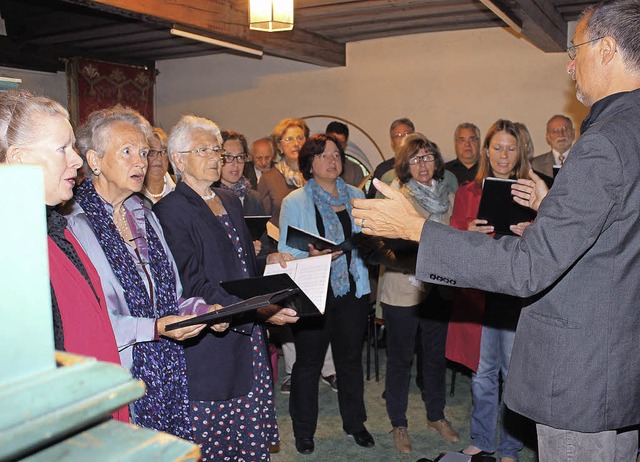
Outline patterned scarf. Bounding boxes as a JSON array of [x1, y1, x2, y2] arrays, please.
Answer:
[[218, 175, 252, 200], [307, 177, 358, 297], [403, 178, 450, 223], [275, 159, 305, 188], [74, 179, 192, 440]]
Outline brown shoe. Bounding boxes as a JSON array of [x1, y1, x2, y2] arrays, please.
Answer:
[[390, 426, 412, 454], [427, 419, 460, 443]]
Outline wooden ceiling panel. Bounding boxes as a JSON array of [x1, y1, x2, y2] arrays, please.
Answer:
[[0, 0, 598, 72]]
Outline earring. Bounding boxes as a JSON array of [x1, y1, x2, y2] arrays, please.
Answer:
[[93, 168, 100, 175]]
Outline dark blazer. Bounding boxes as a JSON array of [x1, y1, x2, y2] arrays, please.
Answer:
[[243, 189, 265, 216], [243, 162, 259, 189], [416, 89, 640, 432], [530, 151, 555, 178], [153, 182, 264, 401]]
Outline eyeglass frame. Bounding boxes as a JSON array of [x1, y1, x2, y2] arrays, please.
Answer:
[[408, 153, 436, 165], [279, 135, 306, 144], [221, 153, 249, 164], [314, 151, 342, 162], [147, 149, 168, 158], [176, 146, 226, 158], [392, 131, 412, 140], [567, 36, 605, 60]]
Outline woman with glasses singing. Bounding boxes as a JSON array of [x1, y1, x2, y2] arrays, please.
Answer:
[[142, 127, 175, 203], [66, 106, 221, 438], [378, 133, 460, 454], [278, 134, 373, 455], [257, 117, 309, 226], [214, 130, 268, 255], [452, 120, 531, 462], [153, 115, 299, 461]]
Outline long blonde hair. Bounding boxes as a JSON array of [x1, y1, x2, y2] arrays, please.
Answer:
[[475, 119, 529, 186]]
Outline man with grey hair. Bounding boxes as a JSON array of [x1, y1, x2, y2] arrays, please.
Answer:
[[352, 1, 640, 460], [531, 115, 575, 177], [366, 118, 415, 198], [445, 122, 481, 184]]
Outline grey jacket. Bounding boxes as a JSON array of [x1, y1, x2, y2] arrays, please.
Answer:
[[416, 88, 640, 432]]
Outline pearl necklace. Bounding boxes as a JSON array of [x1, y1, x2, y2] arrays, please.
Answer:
[[113, 205, 130, 237], [201, 189, 216, 201], [144, 177, 167, 199]]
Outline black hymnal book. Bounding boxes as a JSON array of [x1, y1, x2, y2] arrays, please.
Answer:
[[165, 288, 296, 331], [286, 225, 355, 253], [477, 177, 536, 235], [244, 215, 271, 241], [221, 273, 322, 317]]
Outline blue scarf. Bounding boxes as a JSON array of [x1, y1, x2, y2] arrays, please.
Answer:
[[307, 177, 358, 297], [74, 179, 192, 440], [218, 175, 252, 200]]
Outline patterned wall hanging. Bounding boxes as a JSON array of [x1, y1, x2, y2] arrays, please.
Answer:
[[66, 57, 156, 128]]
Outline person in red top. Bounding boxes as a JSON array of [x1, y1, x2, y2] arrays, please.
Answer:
[[448, 119, 533, 462], [0, 90, 127, 422]]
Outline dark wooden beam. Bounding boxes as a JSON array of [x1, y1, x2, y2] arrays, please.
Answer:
[[516, 0, 568, 52], [64, 0, 346, 67]]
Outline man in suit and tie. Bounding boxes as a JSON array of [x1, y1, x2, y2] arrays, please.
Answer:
[[352, 1, 640, 460], [530, 115, 575, 177], [243, 137, 275, 189]]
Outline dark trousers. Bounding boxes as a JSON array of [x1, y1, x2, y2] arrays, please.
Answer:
[[382, 288, 450, 428], [289, 288, 369, 438]]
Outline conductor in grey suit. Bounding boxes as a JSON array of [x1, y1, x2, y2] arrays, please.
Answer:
[[352, 1, 640, 460], [530, 114, 575, 177]]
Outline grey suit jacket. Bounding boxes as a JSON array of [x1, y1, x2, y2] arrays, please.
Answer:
[[530, 151, 555, 177], [416, 89, 640, 432]]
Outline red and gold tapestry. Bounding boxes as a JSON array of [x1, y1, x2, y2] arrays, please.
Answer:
[[67, 58, 156, 128]]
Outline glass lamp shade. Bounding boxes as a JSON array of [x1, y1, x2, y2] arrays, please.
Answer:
[[249, 0, 294, 32]]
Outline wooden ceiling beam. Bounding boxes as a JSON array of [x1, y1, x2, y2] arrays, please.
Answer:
[[514, 0, 568, 52], [64, 0, 345, 67]]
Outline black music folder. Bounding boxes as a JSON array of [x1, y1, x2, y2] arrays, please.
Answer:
[[165, 287, 296, 331], [286, 225, 355, 253], [221, 273, 322, 317], [244, 215, 271, 241], [477, 177, 536, 235]]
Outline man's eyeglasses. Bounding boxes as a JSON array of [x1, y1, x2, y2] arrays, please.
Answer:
[[280, 136, 306, 144], [567, 36, 604, 60], [148, 149, 167, 158], [392, 131, 412, 140], [222, 153, 249, 164], [548, 126, 572, 135], [177, 147, 225, 158], [408, 153, 435, 165]]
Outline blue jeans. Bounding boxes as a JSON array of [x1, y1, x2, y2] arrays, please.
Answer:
[[470, 324, 523, 460]]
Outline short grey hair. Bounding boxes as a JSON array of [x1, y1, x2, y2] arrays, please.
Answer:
[[167, 115, 223, 181], [389, 118, 415, 137], [454, 122, 481, 141], [546, 114, 574, 132], [582, 0, 640, 71], [76, 105, 152, 170]]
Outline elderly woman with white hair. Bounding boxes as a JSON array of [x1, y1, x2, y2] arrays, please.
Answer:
[[66, 106, 224, 440], [153, 115, 298, 461]]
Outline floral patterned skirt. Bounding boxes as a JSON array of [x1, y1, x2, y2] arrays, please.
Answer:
[[190, 327, 279, 461]]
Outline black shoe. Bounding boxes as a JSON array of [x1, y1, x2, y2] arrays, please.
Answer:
[[348, 429, 375, 448], [295, 436, 314, 455]]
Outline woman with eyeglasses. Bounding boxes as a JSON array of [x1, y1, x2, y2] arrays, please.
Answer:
[[451, 120, 531, 462], [142, 127, 175, 203], [257, 117, 309, 226], [153, 115, 299, 461], [278, 134, 373, 455], [66, 106, 223, 438], [377, 133, 460, 454]]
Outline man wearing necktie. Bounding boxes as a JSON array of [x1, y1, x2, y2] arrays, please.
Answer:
[[531, 114, 575, 177]]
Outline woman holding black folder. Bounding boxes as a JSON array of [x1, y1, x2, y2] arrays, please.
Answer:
[[154, 115, 298, 461], [278, 134, 373, 454], [450, 119, 531, 462]]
